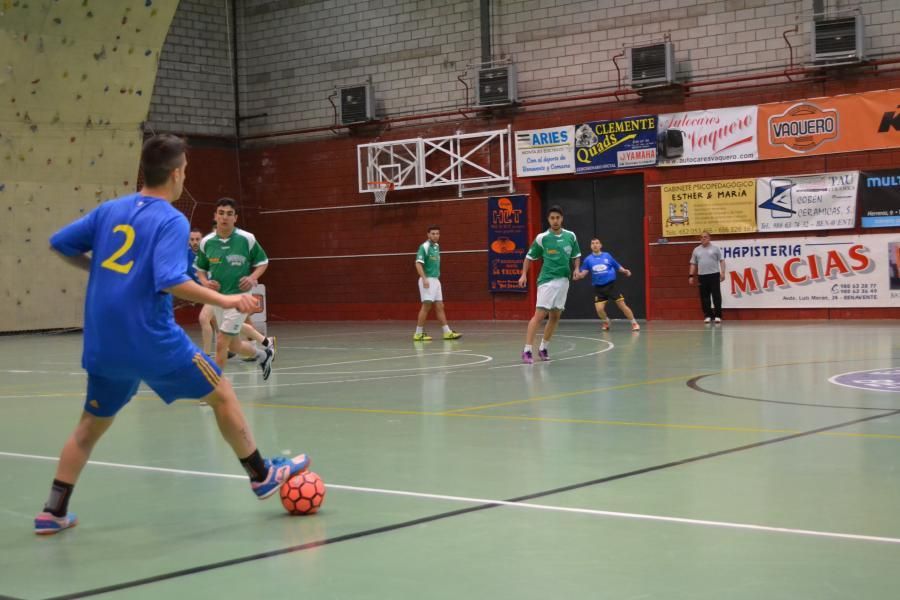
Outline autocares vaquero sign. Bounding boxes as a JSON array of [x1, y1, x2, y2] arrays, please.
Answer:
[[758, 89, 900, 160]]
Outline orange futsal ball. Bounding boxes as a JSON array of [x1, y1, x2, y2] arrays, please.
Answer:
[[280, 471, 326, 515]]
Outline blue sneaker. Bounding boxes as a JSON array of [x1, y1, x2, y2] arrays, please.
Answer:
[[251, 453, 310, 499], [34, 511, 77, 535]]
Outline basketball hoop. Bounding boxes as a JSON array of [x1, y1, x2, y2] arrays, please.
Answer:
[[368, 181, 394, 204]]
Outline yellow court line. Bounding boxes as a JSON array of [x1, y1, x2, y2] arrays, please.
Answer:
[[243, 399, 900, 441], [444, 373, 702, 413]]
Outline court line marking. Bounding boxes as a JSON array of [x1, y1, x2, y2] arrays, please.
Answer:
[[3, 450, 899, 546], [829, 368, 900, 394], [270, 351, 493, 374], [18, 406, 900, 599], [2, 390, 897, 439], [273, 351, 471, 371]]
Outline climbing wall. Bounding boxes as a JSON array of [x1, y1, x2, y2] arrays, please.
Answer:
[[0, 0, 180, 331]]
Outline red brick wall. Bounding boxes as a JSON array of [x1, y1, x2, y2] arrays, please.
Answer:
[[182, 74, 900, 321]]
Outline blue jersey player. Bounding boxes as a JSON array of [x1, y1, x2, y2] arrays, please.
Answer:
[[35, 134, 310, 535], [575, 238, 640, 331]]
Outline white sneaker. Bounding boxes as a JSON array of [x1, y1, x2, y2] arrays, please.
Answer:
[[704, 317, 711, 323], [714, 317, 722, 324]]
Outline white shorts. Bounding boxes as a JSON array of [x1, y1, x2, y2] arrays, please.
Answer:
[[213, 306, 249, 336], [418, 277, 443, 303], [536, 278, 570, 311]]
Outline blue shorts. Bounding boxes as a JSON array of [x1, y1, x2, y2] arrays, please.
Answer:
[[84, 352, 222, 417]]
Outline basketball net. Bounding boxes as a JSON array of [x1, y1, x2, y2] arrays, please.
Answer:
[[368, 181, 394, 204]]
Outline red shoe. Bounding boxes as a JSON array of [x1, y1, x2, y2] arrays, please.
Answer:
[[601, 321, 610, 331]]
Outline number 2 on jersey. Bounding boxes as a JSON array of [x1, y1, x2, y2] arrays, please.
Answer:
[[101, 225, 136, 274]]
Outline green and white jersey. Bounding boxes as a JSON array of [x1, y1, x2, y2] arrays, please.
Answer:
[[416, 240, 440, 278], [526, 228, 581, 285], [195, 228, 268, 295]]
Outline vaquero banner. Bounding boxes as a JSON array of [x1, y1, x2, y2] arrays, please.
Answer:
[[661, 178, 756, 238], [756, 171, 858, 233], [861, 169, 900, 228], [758, 89, 900, 160], [488, 195, 528, 292], [514, 126, 575, 177], [573, 115, 657, 173], [657, 106, 758, 166], [720, 233, 900, 308]]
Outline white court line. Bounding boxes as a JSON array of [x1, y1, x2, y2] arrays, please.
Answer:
[[274, 351, 471, 371], [491, 335, 615, 369], [0, 336, 607, 394], [2, 451, 898, 545]]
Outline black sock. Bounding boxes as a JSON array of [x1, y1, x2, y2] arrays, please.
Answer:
[[240, 449, 268, 482], [261, 338, 270, 347], [44, 479, 75, 517]]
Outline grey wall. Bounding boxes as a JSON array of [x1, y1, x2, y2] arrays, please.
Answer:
[[147, 0, 236, 136], [148, 0, 900, 138]]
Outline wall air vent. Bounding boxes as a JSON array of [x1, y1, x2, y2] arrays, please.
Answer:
[[475, 65, 517, 106], [812, 15, 864, 65], [629, 42, 675, 88], [339, 83, 375, 125]]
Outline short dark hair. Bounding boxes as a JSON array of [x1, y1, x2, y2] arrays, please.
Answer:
[[547, 205, 563, 217], [190, 227, 203, 234], [427, 224, 440, 232], [141, 134, 186, 187], [591, 237, 601, 243], [216, 197, 238, 214]]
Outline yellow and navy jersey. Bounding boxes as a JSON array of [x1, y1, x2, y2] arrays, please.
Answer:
[[50, 193, 197, 378]]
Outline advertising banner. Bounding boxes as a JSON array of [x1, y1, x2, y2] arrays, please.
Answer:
[[488, 195, 528, 292], [720, 233, 900, 308], [758, 89, 900, 160], [860, 169, 900, 228], [573, 115, 657, 173], [756, 171, 858, 233], [657, 106, 758, 166], [514, 126, 575, 177], [661, 178, 756, 237]]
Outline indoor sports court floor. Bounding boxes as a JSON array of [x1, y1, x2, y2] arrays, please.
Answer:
[[1, 320, 899, 599]]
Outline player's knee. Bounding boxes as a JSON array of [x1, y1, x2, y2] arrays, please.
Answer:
[[205, 378, 235, 407]]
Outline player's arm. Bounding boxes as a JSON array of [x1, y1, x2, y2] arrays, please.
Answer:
[[239, 263, 267, 292], [51, 248, 92, 272], [613, 256, 631, 277], [193, 246, 220, 291], [49, 209, 99, 272], [415, 260, 429, 288], [719, 257, 726, 282], [688, 251, 698, 284], [571, 256, 581, 279], [166, 280, 257, 312], [519, 239, 542, 287], [569, 237, 582, 279], [239, 236, 269, 291]]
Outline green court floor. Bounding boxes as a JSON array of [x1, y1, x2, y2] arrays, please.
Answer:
[[1, 320, 899, 599]]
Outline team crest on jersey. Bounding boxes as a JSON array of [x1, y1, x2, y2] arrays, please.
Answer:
[[226, 254, 247, 267], [564, 246, 572, 255]]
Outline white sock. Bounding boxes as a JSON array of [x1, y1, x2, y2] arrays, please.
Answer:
[[442, 325, 452, 334], [415, 326, 424, 335], [524, 344, 533, 353], [631, 319, 637, 324], [539, 340, 549, 351]]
